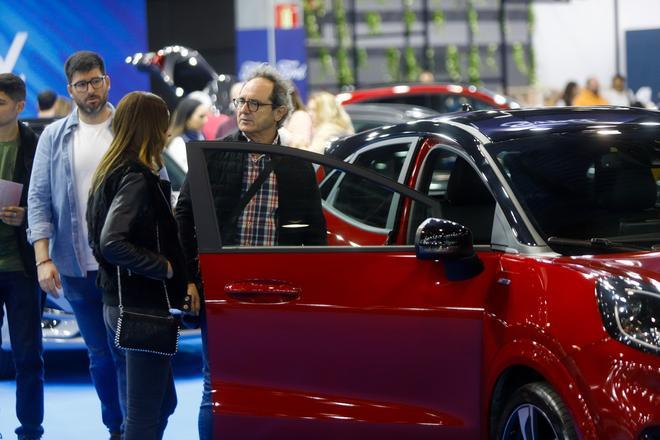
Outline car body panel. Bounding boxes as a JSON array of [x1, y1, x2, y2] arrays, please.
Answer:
[[186, 107, 660, 439]]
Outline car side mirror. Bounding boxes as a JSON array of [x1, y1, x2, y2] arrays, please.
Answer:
[[415, 218, 484, 281]]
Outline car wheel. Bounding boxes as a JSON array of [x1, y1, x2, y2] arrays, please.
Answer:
[[0, 349, 15, 380], [496, 382, 579, 440]]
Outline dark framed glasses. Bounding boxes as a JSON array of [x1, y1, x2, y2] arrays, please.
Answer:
[[233, 98, 276, 112], [71, 76, 106, 93]]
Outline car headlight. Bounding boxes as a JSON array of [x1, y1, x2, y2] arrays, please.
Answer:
[[596, 276, 660, 355]]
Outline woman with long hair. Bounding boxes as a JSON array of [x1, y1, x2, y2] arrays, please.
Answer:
[[166, 96, 209, 171], [307, 91, 354, 154], [87, 91, 199, 439]]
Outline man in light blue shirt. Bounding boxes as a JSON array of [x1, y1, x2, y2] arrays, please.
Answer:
[[27, 51, 124, 440]]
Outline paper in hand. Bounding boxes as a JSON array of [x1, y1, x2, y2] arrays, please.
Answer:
[[0, 179, 23, 208]]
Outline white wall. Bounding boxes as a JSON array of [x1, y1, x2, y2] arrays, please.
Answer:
[[534, 0, 660, 90]]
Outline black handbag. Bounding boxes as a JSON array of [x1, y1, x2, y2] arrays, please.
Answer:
[[114, 224, 180, 356]]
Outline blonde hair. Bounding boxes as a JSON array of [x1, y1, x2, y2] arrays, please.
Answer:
[[91, 91, 169, 194], [308, 91, 353, 132]]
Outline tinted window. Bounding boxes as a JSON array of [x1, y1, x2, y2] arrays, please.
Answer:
[[332, 143, 410, 229]]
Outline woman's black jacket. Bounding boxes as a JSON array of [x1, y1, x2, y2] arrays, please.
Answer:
[[87, 160, 187, 310]]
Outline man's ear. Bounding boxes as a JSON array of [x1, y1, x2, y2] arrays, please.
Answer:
[[274, 106, 288, 124], [67, 84, 73, 97], [16, 100, 25, 114]]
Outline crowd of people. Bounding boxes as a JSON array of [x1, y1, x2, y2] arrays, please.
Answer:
[[0, 48, 330, 440], [552, 73, 657, 108]]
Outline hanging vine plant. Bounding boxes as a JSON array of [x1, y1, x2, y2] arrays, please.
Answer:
[[432, 0, 445, 30], [403, 0, 420, 81], [445, 44, 461, 82], [466, 0, 481, 84], [365, 11, 382, 35], [527, 3, 537, 84], [385, 48, 402, 82], [303, 0, 333, 77], [333, 0, 354, 87]]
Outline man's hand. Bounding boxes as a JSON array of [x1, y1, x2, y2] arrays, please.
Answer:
[[184, 282, 201, 315], [0, 206, 25, 226], [38, 260, 62, 297]]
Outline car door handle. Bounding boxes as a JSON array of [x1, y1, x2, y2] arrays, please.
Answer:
[[224, 280, 301, 303]]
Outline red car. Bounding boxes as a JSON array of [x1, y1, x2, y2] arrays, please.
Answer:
[[336, 83, 520, 113], [185, 107, 660, 439]]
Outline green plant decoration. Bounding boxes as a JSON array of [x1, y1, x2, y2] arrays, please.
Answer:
[[405, 47, 421, 82], [512, 42, 528, 76], [445, 44, 461, 82], [385, 47, 402, 82], [527, 3, 537, 84], [403, 0, 416, 32], [333, 0, 354, 87], [486, 42, 498, 71], [303, 0, 333, 77], [467, 0, 479, 36], [365, 11, 382, 35], [357, 47, 368, 69], [432, 0, 445, 30], [468, 46, 481, 84], [426, 47, 436, 74]]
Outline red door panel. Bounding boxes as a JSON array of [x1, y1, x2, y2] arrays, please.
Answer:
[[201, 249, 500, 438]]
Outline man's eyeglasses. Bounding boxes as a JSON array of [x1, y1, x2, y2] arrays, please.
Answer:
[[70, 76, 106, 93], [233, 98, 276, 112]]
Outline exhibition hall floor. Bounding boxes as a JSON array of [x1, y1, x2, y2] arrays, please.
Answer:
[[0, 340, 203, 439]]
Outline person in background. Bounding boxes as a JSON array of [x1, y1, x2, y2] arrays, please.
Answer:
[[418, 70, 435, 83], [87, 91, 190, 440], [27, 51, 125, 440], [573, 77, 609, 106], [603, 74, 634, 107], [187, 90, 229, 140], [307, 91, 355, 154], [166, 96, 209, 172], [0, 73, 44, 440], [555, 81, 579, 106], [281, 84, 313, 149], [175, 64, 326, 440], [37, 90, 57, 118], [53, 96, 73, 117], [214, 81, 243, 139]]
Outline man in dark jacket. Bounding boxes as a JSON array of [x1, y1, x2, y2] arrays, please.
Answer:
[[174, 64, 326, 440], [0, 73, 44, 440]]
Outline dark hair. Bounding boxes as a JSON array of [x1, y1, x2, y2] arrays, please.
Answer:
[[38, 90, 57, 110], [64, 51, 106, 83], [168, 97, 205, 140], [244, 64, 292, 127], [0, 73, 26, 102], [562, 81, 578, 106]]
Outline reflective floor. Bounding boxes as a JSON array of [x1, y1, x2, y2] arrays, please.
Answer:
[[0, 340, 203, 439]]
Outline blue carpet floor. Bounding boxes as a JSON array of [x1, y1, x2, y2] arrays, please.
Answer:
[[0, 340, 203, 439]]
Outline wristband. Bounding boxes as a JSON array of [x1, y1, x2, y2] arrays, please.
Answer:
[[36, 258, 52, 267]]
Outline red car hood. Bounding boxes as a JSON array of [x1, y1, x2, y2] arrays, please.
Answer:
[[562, 251, 660, 280]]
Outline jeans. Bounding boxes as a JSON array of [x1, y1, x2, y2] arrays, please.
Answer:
[[104, 305, 177, 440], [0, 271, 44, 439], [61, 272, 125, 433], [199, 306, 213, 440]]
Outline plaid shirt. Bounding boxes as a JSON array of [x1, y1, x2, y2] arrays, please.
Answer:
[[236, 153, 279, 246]]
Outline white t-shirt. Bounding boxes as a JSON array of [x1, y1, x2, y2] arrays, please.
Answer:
[[72, 116, 113, 271]]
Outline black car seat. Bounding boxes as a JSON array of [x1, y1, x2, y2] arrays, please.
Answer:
[[444, 157, 496, 244]]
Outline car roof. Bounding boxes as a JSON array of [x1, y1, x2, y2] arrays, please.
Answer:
[[336, 83, 517, 109], [344, 103, 440, 120], [326, 106, 660, 158]]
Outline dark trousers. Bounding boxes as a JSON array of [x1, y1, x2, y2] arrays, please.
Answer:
[[104, 304, 177, 440], [0, 271, 44, 438]]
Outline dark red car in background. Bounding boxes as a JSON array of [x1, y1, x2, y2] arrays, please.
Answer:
[[336, 83, 520, 113], [186, 107, 660, 439]]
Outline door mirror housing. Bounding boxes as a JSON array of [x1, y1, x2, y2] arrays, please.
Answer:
[[415, 218, 484, 281]]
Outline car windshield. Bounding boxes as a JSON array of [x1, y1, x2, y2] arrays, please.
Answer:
[[490, 124, 660, 252]]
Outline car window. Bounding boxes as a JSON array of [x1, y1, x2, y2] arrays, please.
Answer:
[[367, 94, 432, 109], [193, 144, 436, 249], [410, 148, 495, 245], [329, 143, 411, 229]]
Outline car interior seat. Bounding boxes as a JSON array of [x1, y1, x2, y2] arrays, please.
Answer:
[[444, 157, 496, 244]]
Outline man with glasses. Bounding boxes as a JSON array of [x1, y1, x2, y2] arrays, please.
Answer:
[[27, 51, 124, 440], [175, 64, 326, 440]]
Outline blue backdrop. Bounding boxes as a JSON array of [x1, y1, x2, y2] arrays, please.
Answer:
[[0, 0, 149, 117]]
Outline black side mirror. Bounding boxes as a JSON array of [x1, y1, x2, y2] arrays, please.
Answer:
[[415, 218, 484, 281]]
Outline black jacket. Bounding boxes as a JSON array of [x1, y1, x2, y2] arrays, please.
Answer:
[[87, 160, 187, 310], [12, 122, 39, 277], [175, 131, 327, 284]]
